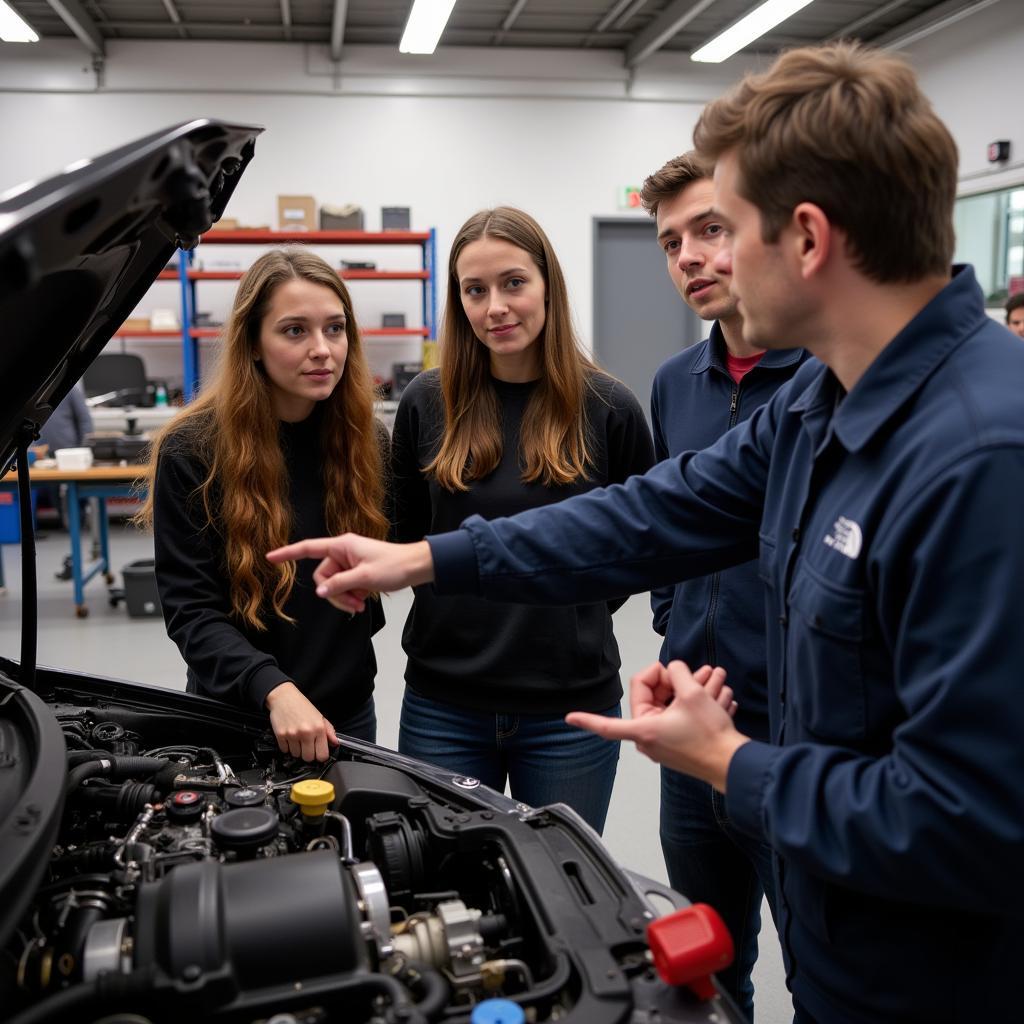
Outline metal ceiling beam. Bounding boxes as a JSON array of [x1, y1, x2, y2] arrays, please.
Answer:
[[614, 0, 651, 30], [280, 0, 292, 41], [624, 0, 719, 67], [622, 0, 720, 67], [45, 0, 105, 56], [160, 0, 187, 40], [828, 0, 912, 40], [102, 20, 321, 36], [595, 0, 637, 33], [330, 0, 348, 61], [492, 0, 529, 45], [501, 0, 530, 32], [872, 0, 1002, 49]]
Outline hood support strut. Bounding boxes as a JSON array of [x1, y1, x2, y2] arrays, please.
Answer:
[[14, 425, 38, 692]]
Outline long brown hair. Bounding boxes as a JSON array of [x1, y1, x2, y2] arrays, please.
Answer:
[[137, 248, 388, 629], [428, 207, 599, 491]]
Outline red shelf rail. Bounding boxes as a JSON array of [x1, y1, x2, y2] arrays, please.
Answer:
[[199, 230, 431, 244], [185, 269, 429, 281]]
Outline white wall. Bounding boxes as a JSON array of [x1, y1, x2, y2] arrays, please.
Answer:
[[907, 0, 1024, 196], [2, 3, 1023, 383], [0, 39, 756, 385]]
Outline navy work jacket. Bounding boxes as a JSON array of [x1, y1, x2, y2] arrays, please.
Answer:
[[428, 266, 1024, 1023], [651, 323, 806, 740]]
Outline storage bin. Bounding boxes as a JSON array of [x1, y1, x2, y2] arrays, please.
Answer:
[[1, 452, 38, 543], [320, 204, 364, 230], [0, 491, 21, 543], [55, 447, 94, 471], [122, 559, 162, 618]]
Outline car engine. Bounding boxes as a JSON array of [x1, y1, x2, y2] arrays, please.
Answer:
[[2, 693, 716, 1024]]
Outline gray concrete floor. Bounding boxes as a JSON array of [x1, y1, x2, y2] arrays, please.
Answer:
[[0, 524, 792, 1023]]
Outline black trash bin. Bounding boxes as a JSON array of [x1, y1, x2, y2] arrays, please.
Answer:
[[121, 559, 162, 618]]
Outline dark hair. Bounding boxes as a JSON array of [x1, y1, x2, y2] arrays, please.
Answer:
[[694, 41, 958, 284], [640, 151, 713, 218], [1006, 293, 1024, 320]]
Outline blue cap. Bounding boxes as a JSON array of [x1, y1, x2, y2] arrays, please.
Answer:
[[470, 999, 526, 1024]]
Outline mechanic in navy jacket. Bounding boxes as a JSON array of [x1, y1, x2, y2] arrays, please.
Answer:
[[272, 43, 1024, 1024], [642, 149, 805, 1018]]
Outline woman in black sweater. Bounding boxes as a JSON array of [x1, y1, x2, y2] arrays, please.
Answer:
[[390, 207, 654, 832], [138, 249, 389, 761]]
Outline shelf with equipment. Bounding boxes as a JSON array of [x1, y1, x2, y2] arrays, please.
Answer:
[[173, 229, 438, 398]]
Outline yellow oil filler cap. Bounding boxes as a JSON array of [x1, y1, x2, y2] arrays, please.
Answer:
[[290, 779, 335, 817]]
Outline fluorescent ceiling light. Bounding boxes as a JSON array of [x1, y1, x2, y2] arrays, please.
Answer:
[[691, 0, 815, 63], [400, 0, 457, 55], [0, 1, 39, 42]]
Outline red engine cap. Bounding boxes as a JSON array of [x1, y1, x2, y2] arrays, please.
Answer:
[[646, 903, 734, 1001], [171, 790, 202, 805]]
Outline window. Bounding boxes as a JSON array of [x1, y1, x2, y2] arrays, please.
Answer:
[[953, 185, 1024, 304]]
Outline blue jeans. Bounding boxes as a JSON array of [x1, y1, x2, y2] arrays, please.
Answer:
[[335, 697, 377, 744], [399, 688, 621, 834], [660, 767, 779, 1022]]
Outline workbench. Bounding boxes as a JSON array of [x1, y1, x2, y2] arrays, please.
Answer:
[[0, 464, 148, 617]]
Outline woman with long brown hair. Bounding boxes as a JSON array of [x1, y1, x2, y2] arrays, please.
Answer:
[[138, 248, 389, 761], [389, 207, 654, 832]]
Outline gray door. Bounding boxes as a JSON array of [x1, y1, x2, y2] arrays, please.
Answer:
[[592, 217, 701, 423]]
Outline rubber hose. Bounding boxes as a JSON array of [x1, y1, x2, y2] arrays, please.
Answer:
[[67, 756, 168, 794], [395, 960, 451, 1021]]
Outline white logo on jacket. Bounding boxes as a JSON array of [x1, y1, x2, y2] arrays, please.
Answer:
[[823, 516, 862, 559]]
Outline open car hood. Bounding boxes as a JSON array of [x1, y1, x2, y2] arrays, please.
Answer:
[[0, 120, 262, 477]]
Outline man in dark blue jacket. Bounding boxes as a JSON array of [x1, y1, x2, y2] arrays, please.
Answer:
[[274, 42, 1024, 1024], [643, 150, 804, 1017]]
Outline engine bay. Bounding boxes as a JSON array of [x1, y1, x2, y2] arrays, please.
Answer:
[[1, 682, 717, 1024]]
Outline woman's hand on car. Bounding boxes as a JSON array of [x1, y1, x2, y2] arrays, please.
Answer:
[[264, 681, 339, 762]]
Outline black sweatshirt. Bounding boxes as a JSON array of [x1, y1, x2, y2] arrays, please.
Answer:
[[153, 408, 385, 725], [392, 368, 654, 714]]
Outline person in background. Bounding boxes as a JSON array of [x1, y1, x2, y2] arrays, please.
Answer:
[[270, 42, 1024, 1023], [36, 383, 94, 545], [138, 248, 389, 761], [388, 206, 654, 833], [642, 150, 806, 1018], [39, 382, 94, 457], [1005, 292, 1024, 337]]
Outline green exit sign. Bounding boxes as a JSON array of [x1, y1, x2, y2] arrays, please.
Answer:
[[619, 186, 643, 210]]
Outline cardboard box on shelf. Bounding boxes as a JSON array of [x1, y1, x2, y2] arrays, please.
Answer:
[[150, 308, 179, 330], [119, 317, 150, 334], [320, 204, 364, 230], [196, 256, 244, 271], [277, 195, 317, 231], [208, 217, 240, 231]]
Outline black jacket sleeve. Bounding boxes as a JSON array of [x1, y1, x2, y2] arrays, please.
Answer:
[[649, 372, 673, 636], [152, 440, 289, 710], [601, 379, 656, 613], [391, 377, 435, 543], [604, 379, 655, 485]]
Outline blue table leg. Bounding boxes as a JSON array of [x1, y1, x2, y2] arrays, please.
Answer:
[[96, 496, 111, 581], [66, 481, 85, 615]]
